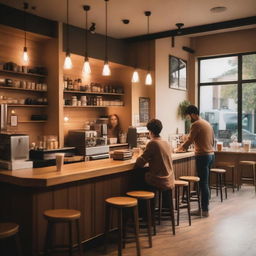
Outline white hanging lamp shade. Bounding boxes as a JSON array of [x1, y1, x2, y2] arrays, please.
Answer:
[[132, 69, 140, 83], [64, 51, 73, 69], [102, 60, 111, 76], [145, 71, 152, 85], [83, 57, 91, 76]]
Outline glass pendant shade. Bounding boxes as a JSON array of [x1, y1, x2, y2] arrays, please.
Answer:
[[102, 60, 111, 76], [22, 46, 29, 65], [64, 51, 72, 70], [145, 72, 152, 85], [82, 57, 91, 76], [132, 70, 140, 83]]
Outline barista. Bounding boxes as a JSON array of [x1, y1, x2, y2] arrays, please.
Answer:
[[107, 114, 121, 143]]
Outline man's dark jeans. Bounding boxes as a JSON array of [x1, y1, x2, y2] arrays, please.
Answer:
[[195, 154, 215, 212]]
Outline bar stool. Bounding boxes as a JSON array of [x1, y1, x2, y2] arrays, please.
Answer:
[[156, 189, 175, 235], [104, 196, 141, 256], [239, 161, 256, 192], [43, 209, 83, 256], [210, 168, 227, 202], [126, 191, 155, 247], [0, 222, 22, 256], [174, 180, 191, 226], [215, 162, 236, 192], [179, 176, 201, 211]]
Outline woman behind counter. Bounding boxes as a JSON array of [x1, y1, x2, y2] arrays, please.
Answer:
[[107, 114, 121, 143]]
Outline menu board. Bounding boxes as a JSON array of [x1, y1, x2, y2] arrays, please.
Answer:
[[139, 97, 150, 123]]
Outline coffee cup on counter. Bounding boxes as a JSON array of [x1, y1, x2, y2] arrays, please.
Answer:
[[55, 153, 65, 172], [216, 142, 223, 152]]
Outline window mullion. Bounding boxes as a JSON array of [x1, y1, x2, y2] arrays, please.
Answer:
[[238, 55, 242, 142]]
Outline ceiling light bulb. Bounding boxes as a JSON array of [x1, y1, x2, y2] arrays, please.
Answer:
[[102, 60, 111, 76], [145, 72, 152, 85], [23, 47, 29, 65], [132, 70, 140, 83], [64, 51, 72, 70], [83, 58, 91, 76]]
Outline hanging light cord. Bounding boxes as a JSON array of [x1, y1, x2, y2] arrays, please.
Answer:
[[23, 2, 28, 48], [66, 0, 69, 52], [85, 9, 88, 57], [147, 14, 150, 71], [105, 0, 108, 61]]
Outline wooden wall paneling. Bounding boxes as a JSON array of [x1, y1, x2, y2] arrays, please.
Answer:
[[78, 180, 94, 240]]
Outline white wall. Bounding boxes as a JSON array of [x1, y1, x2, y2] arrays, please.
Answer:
[[155, 36, 191, 139]]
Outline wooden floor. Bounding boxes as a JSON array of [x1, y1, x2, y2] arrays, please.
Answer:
[[85, 185, 256, 256]]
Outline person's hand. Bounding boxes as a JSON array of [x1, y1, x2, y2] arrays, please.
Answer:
[[175, 145, 186, 153]]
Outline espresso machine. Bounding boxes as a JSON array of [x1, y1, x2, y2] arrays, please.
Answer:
[[127, 126, 150, 149], [68, 121, 109, 160]]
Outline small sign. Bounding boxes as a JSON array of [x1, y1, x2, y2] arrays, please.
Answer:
[[218, 130, 231, 139]]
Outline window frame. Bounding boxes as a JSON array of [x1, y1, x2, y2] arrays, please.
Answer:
[[198, 51, 256, 142]]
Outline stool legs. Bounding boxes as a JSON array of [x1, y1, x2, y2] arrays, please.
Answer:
[[118, 209, 123, 256], [104, 204, 141, 256], [133, 206, 141, 256], [195, 182, 201, 211], [75, 220, 83, 256], [158, 191, 163, 225], [186, 187, 191, 226], [14, 233, 23, 256], [151, 198, 156, 235], [146, 200, 152, 247], [68, 222, 73, 256], [167, 190, 175, 235]]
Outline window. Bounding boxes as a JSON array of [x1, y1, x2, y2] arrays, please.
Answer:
[[199, 53, 256, 147]]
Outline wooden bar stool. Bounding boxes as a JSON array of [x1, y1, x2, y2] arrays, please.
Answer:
[[0, 222, 22, 256], [126, 191, 155, 247], [104, 196, 141, 256], [239, 161, 256, 192], [174, 180, 191, 226], [179, 176, 201, 211], [215, 162, 236, 192], [210, 168, 227, 202], [43, 209, 83, 256], [156, 189, 175, 235]]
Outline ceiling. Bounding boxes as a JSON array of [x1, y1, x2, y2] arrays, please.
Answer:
[[1, 0, 256, 39]]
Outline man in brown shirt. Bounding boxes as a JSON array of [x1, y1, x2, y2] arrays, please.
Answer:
[[135, 119, 175, 190], [179, 105, 215, 217]]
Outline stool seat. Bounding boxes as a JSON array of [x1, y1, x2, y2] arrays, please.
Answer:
[[179, 176, 200, 182], [105, 196, 138, 207], [126, 191, 155, 199], [0, 223, 19, 239], [211, 168, 226, 173], [174, 180, 188, 186], [239, 161, 255, 166], [215, 162, 235, 168], [44, 209, 81, 221]]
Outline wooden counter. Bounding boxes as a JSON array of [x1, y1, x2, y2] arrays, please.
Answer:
[[0, 152, 195, 256], [0, 152, 194, 188]]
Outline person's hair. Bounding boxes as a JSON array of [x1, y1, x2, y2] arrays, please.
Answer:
[[108, 114, 121, 138], [147, 119, 163, 137], [185, 105, 199, 115]]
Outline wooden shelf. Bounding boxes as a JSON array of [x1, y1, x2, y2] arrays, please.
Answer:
[[7, 104, 48, 108], [0, 69, 46, 78], [0, 85, 47, 93], [8, 120, 47, 124], [63, 90, 124, 96], [64, 105, 106, 108]]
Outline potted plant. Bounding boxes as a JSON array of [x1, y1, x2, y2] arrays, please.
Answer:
[[177, 100, 191, 134]]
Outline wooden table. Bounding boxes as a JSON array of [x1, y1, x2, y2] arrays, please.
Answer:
[[0, 152, 195, 256]]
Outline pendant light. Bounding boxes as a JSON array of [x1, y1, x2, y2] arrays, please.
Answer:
[[102, 0, 111, 76], [22, 2, 29, 65], [145, 11, 152, 85], [82, 5, 91, 76], [64, 0, 72, 69], [132, 69, 140, 83]]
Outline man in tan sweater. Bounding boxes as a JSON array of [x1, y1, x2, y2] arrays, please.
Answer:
[[179, 105, 215, 217], [135, 119, 175, 190]]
